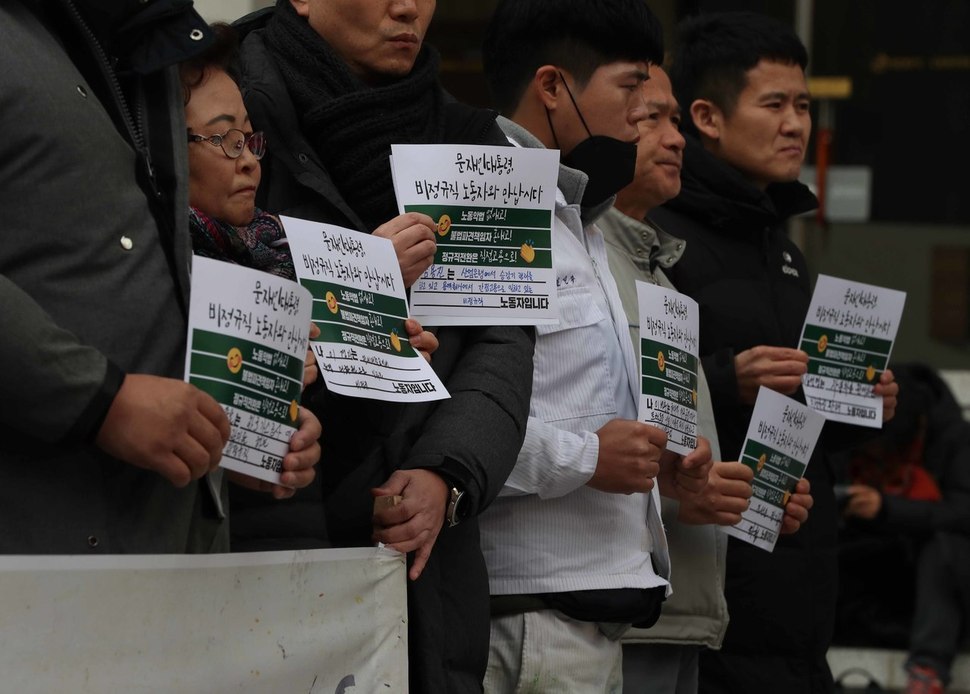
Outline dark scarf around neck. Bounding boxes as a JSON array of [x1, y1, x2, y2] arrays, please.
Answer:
[[264, 2, 445, 232], [190, 206, 295, 280]]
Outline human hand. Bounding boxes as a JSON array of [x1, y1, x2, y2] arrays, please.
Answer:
[[844, 483, 881, 520], [677, 460, 753, 525], [372, 469, 449, 581], [227, 406, 322, 499], [405, 318, 438, 363], [781, 477, 814, 533], [734, 346, 809, 405], [304, 323, 320, 389], [372, 212, 437, 287], [667, 435, 714, 496], [588, 419, 666, 494], [874, 368, 898, 422], [95, 374, 230, 487]]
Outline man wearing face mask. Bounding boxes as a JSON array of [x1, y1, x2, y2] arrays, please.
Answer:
[[478, 2, 714, 691]]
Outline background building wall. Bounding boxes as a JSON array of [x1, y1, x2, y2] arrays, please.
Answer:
[[804, 223, 969, 369]]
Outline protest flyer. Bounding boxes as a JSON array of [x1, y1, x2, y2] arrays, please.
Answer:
[[799, 274, 906, 427], [636, 281, 700, 456], [725, 387, 825, 552], [390, 144, 559, 326], [184, 256, 312, 486], [280, 216, 449, 403]]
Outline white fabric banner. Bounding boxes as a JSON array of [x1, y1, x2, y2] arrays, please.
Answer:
[[0, 547, 407, 693]]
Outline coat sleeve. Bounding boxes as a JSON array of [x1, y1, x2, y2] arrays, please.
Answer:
[[0, 275, 123, 442], [497, 415, 599, 499], [400, 324, 535, 517]]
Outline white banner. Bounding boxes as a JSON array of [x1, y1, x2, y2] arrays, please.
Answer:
[[0, 547, 407, 693]]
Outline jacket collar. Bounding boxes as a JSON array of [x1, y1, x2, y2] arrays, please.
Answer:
[[602, 207, 685, 272]]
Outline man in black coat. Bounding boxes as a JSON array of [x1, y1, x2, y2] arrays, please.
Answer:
[[232, 2, 535, 691], [653, 11, 898, 694]]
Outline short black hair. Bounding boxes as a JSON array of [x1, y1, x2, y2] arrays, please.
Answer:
[[179, 22, 239, 106], [669, 11, 808, 135], [482, 0, 664, 115]]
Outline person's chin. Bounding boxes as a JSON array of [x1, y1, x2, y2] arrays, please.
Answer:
[[776, 165, 804, 183], [660, 182, 681, 202], [227, 206, 256, 227], [376, 48, 421, 76], [758, 161, 803, 185], [776, 151, 806, 174], [385, 59, 418, 77]]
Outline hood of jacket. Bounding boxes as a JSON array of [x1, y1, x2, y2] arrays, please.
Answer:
[[65, 0, 213, 74]]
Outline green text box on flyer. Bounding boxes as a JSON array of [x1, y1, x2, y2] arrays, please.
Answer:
[[725, 387, 825, 552], [281, 216, 449, 403], [636, 281, 699, 456], [184, 256, 312, 486], [391, 144, 560, 327], [799, 274, 906, 427]]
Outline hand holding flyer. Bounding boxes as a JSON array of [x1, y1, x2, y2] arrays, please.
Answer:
[[390, 144, 560, 326], [798, 274, 906, 427], [636, 281, 700, 456], [725, 387, 825, 552], [184, 256, 313, 486], [281, 216, 449, 403]]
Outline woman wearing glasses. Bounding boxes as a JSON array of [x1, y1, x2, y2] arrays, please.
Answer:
[[181, 31, 293, 279], [179, 28, 323, 502], [178, 25, 436, 515]]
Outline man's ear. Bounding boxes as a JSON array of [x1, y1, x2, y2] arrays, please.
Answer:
[[534, 65, 562, 111], [290, 0, 309, 18], [690, 99, 721, 141]]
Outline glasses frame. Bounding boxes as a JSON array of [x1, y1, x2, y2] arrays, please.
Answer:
[[187, 128, 266, 160]]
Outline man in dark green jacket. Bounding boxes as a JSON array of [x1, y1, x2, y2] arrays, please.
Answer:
[[0, 0, 233, 554], [0, 0, 320, 556]]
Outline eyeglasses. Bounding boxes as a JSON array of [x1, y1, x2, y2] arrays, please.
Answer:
[[187, 128, 266, 160]]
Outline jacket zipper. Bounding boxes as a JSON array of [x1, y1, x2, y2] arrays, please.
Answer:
[[63, 0, 156, 190], [61, 0, 185, 314]]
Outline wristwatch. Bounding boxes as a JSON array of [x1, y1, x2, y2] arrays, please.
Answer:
[[445, 486, 466, 528]]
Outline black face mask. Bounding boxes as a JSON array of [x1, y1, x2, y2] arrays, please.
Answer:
[[548, 72, 638, 207]]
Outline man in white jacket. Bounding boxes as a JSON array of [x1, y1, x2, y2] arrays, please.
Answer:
[[478, 2, 713, 691]]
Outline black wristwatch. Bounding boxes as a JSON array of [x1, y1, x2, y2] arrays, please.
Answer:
[[445, 486, 466, 528]]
